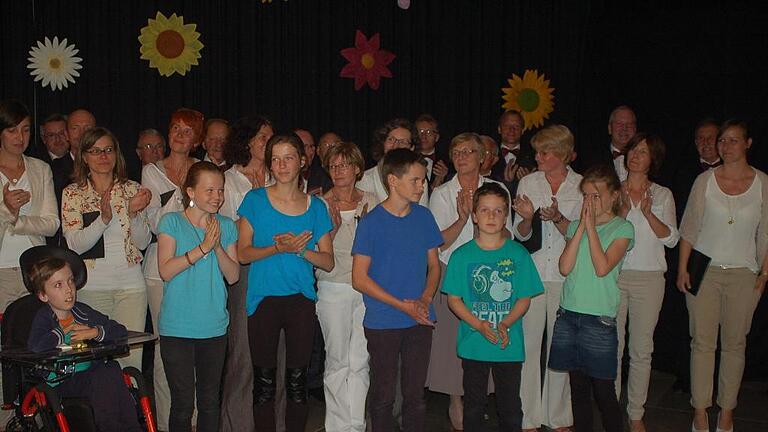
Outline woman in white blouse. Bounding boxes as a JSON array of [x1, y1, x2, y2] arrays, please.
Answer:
[[616, 133, 679, 432], [427, 132, 512, 430], [219, 115, 274, 220], [0, 99, 59, 310], [141, 108, 203, 432], [512, 125, 581, 432], [677, 120, 767, 432], [61, 127, 152, 370]]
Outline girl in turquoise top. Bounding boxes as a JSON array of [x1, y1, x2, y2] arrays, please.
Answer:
[[549, 165, 634, 432], [236, 133, 334, 432]]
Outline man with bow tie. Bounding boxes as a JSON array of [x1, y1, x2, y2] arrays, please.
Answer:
[[415, 113, 449, 191], [606, 105, 638, 181], [491, 110, 535, 197]]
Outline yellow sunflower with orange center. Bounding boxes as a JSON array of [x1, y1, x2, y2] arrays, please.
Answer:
[[138, 12, 203, 77], [501, 70, 555, 131]]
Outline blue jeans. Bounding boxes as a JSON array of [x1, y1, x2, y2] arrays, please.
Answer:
[[548, 308, 618, 380]]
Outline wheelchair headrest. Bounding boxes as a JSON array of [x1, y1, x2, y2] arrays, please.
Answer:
[[19, 246, 87, 293]]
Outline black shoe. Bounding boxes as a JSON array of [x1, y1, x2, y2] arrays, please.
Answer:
[[308, 386, 325, 402]]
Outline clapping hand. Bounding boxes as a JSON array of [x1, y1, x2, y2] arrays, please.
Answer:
[[540, 196, 562, 222], [456, 188, 473, 222], [128, 187, 152, 217], [100, 186, 113, 224], [512, 194, 535, 220], [273, 230, 312, 254], [201, 214, 221, 253]]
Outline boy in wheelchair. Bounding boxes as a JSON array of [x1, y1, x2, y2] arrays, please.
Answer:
[[20, 246, 142, 432]]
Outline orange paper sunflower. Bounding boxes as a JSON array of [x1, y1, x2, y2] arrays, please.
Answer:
[[340, 30, 396, 91], [138, 12, 203, 77], [501, 70, 555, 131]]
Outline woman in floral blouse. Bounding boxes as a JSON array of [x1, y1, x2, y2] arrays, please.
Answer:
[[61, 127, 152, 370]]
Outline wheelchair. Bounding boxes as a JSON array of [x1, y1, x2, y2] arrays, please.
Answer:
[[0, 246, 157, 432]]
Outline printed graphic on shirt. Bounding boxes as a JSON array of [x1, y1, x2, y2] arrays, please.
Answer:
[[469, 258, 514, 328]]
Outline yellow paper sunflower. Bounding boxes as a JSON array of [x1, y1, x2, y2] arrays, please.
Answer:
[[138, 12, 203, 77], [501, 70, 555, 131]]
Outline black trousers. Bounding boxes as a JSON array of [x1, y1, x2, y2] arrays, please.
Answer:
[[569, 370, 623, 432], [56, 360, 142, 432], [160, 334, 227, 432], [462, 359, 522, 432]]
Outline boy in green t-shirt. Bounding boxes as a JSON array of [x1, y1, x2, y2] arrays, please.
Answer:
[[443, 182, 544, 431]]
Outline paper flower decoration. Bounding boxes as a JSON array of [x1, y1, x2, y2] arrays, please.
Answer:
[[138, 12, 203, 77], [340, 30, 396, 91], [397, 0, 411, 9], [501, 69, 555, 131], [27, 37, 83, 91]]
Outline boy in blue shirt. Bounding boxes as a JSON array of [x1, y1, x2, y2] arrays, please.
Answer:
[[443, 183, 544, 431], [352, 148, 443, 432]]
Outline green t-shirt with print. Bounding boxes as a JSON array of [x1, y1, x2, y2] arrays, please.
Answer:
[[561, 216, 634, 318], [442, 239, 544, 362]]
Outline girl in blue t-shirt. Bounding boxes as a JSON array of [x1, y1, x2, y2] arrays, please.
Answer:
[[549, 165, 634, 432], [236, 133, 334, 431], [157, 161, 240, 432]]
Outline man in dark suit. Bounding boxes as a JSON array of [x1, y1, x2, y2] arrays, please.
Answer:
[[491, 110, 535, 197], [295, 128, 332, 194], [49, 109, 95, 246], [672, 119, 722, 218], [37, 113, 70, 165], [479, 135, 502, 181], [414, 113, 449, 191]]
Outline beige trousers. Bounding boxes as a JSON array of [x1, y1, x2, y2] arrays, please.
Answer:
[[686, 267, 761, 410], [77, 286, 147, 371], [0, 267, 27, 426], [615, 270, 665, 420]]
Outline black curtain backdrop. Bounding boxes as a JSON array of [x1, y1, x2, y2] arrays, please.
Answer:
[[2, 1, 766, 377]]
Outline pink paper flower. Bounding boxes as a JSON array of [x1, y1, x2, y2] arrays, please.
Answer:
[[340, 30, 396, 90]]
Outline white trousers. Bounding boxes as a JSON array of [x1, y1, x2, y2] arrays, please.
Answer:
[[316, 281, 370, 432], [520, 281, 573, 429], [146, 277, 172, 431], [615, 270, 665, 420]]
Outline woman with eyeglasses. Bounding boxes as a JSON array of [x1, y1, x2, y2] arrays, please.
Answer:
[[356, 118, 428, 206], [427, 132, 514, 430], [61, 127, 152, 371], [678, 119, 768, 432], [315, 142, 378, 432], [142, 108, 204, 432]]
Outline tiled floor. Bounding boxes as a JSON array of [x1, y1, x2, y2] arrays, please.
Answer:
[[304, 371, 768, 431]]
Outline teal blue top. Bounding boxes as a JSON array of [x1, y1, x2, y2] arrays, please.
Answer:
[[442, 239, 544, 362], [158, 212, 238, 338]]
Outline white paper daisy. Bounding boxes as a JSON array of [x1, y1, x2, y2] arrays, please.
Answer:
[[27, 37, 83, 91]]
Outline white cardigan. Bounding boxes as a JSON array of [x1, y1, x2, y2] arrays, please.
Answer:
[[0, 155, 60, 252]]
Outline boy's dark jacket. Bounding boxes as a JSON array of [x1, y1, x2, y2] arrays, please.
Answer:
[[27, 302, 128, 352]]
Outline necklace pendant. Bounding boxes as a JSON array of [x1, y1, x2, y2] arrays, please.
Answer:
[[11, 178, 18, 184], [728, 218, 734, 225]]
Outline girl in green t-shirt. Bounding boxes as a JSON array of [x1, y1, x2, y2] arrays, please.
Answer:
[[549, 165, 634, 432]]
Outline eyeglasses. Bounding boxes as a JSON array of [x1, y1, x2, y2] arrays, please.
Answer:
[[171, 125, 195, 138], [43, 131, 67, 141], [139, 143, 164, 150], [451, 148, 478, 158], [85, 147, 115, 156], [328, 161, 352, 171], [418, 129, 438, 136], [386, 136, 411, 147]]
